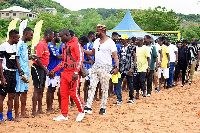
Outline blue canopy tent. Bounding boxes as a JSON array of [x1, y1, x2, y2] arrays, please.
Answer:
[[106, 9, 156, 39]]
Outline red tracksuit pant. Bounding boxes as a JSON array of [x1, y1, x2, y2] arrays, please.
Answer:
[[60, 71, 84, 116]]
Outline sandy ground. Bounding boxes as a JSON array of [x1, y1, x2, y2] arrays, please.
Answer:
[[1, 61, 200, 133]]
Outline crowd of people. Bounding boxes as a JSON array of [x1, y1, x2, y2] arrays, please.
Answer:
[[0, 24, 199, 123]]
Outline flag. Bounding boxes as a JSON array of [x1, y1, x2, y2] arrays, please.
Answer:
[[31, 20, 43, 54], [6, 18, 19, 41], [19, 19, 28, 38]]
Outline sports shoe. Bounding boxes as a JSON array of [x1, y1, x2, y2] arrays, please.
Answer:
[[84, 106, 92, 114], [127, 100, 134, 104], [76, 112, 85, 122], [189, 82, 192, 86], [53, 114, 68, 121], [99, 108, 106, 115], [113, 101, 123, 105], [146, 94, 151, 97], [156, 89, 160, 92], [181, 84, 184, 87]]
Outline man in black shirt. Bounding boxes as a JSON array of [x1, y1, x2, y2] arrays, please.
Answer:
[[174, 40, 191, 87]]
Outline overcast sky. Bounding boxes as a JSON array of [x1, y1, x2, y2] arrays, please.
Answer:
[[53, 0, 200, 15]]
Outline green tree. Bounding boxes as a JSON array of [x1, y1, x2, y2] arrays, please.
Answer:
[[0, 19, 9, 38], [104, 14, 118, 30], [181, 24, 200, 42]]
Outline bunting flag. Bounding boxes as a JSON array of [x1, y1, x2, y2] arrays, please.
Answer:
[[6, 18, 19, 41], [31, 20, 43, 54], [19, 19, 28, 38]]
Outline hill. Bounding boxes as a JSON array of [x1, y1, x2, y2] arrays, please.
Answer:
[[0, 0, 70, 13]]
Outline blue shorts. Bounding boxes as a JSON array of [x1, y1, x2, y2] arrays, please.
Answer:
[[16, 71, 29, 93]]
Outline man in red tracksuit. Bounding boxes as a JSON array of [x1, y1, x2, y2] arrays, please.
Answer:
[[51, 28, 85, 122]]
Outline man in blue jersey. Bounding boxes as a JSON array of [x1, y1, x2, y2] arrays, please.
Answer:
[[46, 31, 62, 112], [15, 27, 33, 121]]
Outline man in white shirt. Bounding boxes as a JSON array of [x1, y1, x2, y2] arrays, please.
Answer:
[[166, 38, 178, 88], [83, 24, 119, 115]]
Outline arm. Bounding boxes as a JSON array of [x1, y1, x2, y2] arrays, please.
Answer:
[[128, 50, 137, 75], [83, 48, 95, 56], [55, 55, 62, 60], [112, 51, 119, 75], [0, 59, 6, 87], [159, 49, 163, 63], [35, 57, 49, 74], [16, 57, 23, 75], [167, 53, 170, 68], [147, 57, 151, 73], [174, 51, 178, 66]]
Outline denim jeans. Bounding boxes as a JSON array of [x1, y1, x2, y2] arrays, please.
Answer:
[[116, 73, 134, 101], [167, 62, 175, 86]]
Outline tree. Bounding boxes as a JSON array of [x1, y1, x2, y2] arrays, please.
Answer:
[[104, 14, 118, 30], [181, 24, 200, 42]]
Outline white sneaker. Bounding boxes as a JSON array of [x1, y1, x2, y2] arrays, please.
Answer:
[[76, 112, 85, 122], [53, 114, 68, 121]]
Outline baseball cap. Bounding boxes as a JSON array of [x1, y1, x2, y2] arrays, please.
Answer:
[[119, 34, 129, 40]]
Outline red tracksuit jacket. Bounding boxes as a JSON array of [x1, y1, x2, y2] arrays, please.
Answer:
[[53, 37, 83, 73]]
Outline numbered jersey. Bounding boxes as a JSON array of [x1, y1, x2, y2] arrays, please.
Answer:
[[0, 42, 17, 71]]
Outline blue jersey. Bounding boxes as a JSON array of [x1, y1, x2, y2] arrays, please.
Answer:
[[16, 39, 29, 75], [83, 42, 94, 69], [58, 42, 65, 73], [112, 43, 121, 65], [47, 42, 61, 76]]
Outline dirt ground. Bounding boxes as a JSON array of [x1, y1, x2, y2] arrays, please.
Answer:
[[1, 61, 200, 133]]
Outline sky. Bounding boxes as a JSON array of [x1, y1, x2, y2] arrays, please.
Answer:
[[53, 0, 200, 15]]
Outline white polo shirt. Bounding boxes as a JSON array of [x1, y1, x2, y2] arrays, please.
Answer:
[[93, 38, 117, 66], [168, 44, 178, 62]]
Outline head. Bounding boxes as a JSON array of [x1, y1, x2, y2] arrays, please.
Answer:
[[88, 31, 96, 42], [69, 30, 75, 37], [44, 29, 54, 42], [131, 37, 136, 45], [127, 38, 133, 45], [79, 36, 89, 47], [157, 37, 163, 46], [176, 41, 182, 48], [9, 29, 20, 44], [191, 38, 197, 45], [144, 35, 151, 45], [59, 28, 72, 43], [95, 24, 106, 38], [120, 34, 129, 46], [23, 27, 33, 42], [135, 37, 144, 46], [53, 31, 60, 44], [182, 39, 187, 47], [163, 37, 170, 46], [112, 32, 119, 43]]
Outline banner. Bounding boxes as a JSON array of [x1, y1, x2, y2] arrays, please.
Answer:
[[19, 19, 28, 38], [31, 20, 43, 54], [6, 18, 19, 41]]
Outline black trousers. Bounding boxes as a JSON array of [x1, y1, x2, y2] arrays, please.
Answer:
[[174, 64, 187, 84], [133, 72, 146, 91], [146, 70, 154, 94]]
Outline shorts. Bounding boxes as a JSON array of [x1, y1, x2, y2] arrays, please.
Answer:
[[0, 70, 16, 96], [85, 68, 92, 81], [31, 63, 46, 88], [16, 71, 29, 93], [46, 75, 60, 88], [159, 68, 169, 79]]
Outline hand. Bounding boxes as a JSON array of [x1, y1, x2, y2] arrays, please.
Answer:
[[72, 73, 78, 81], [188, 65, 191, 69], [158, 62, 161, 67], [112, 68, 118, 75], [128, 68, 133, 75], [31, 54, 37, 61], [167, 63, 170, 68], [88, 60, 94, 65], [1, 77, 6, 87], [49, 70, 55, 78], [147, 67, 150, 73], [175, 61, 178, 66], [155, 65, 158, 72]]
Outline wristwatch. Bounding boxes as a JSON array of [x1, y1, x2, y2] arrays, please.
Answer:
[[74, 72, 78, 74]]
